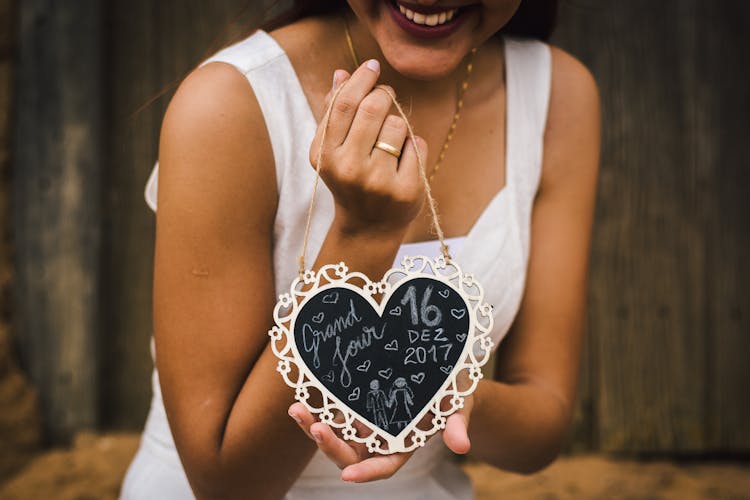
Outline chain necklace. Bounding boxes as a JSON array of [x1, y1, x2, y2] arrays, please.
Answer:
[[343, 16, 477, 183]]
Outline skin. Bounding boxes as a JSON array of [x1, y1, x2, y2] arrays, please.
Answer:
[[153, 0, 600, 497]]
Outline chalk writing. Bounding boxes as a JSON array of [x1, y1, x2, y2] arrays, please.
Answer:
[[292, 278, 472, 435], [301, 299, 362, 368], [332, 323, 386, 387]]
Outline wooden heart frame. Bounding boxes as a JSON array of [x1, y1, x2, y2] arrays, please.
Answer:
[[268, 254, 495, 454]]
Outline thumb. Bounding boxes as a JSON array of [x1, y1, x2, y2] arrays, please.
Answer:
[[443, 410, 471, 454]]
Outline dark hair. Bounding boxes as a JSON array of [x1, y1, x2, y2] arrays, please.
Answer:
[[261, 0, 558, 41]]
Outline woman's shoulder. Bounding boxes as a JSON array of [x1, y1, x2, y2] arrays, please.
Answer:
[[547, 44, 599, 108], [156, 53, 277, 229], [538, 43, 600, 189]]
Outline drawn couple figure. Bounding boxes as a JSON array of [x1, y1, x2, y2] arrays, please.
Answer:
[[365, 377, 414, 431]]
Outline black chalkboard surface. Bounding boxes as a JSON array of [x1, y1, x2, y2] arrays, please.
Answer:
[[293, 277, 470, 437]]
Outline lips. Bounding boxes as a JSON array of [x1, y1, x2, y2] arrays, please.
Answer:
[[386, 1, 469, 39]]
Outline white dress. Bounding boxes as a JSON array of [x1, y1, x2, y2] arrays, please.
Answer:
[[121, 29, 550, 500]]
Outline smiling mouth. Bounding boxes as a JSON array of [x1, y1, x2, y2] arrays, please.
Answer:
[[386, 1, 469, 38], [395, 2, 461, 26]]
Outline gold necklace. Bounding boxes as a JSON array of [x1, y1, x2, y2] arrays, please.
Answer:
[[343, 16, 477, 183]]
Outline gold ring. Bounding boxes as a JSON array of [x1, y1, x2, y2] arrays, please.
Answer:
[[373, 141, 402, 159]]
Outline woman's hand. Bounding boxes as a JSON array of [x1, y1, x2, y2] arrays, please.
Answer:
[[287, 394, 472, 483], [309, 60, 427, 240], [294, 60, 458, 482]]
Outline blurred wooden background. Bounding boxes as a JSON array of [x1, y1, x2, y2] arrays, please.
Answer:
[[9, 0, 750, 453]]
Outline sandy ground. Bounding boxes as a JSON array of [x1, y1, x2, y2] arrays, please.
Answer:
[[0, 433, 748, 500], [0, 326, 43, 481]]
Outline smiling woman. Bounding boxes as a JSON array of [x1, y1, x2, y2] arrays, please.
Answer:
[[120, 0, 599, 498]]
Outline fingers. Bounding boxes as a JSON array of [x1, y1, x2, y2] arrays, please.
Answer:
[[310, 70, 351, 171], [443, 411, 471, 454], [442, 391, 474, 455], [341, 453, 412, 483], [325, 59, 382, 147], [288, 403, 420, 483], [394, 135, 429, 203], [309, 422, 361, 470], [288, 403, 362, 470], [288, 402, 323, 444], [345, 85, 396, 157], [370, 114, 408, 168]]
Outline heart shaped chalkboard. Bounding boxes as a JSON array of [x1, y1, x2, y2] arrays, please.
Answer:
[[269, 257, 494, 454], [292, 278, 470, 437]]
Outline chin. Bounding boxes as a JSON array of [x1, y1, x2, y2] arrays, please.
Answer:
[[385, 53, 467, 81], [388, 61, 464, 82]]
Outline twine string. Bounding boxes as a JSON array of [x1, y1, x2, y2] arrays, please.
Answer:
[[298, 83, 450, 276]]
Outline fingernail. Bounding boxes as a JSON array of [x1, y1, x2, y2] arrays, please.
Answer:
[[332, 70, 339, 90], [311, 430, 322, 443], [365, 59, 380, 72], [288, 410, 302, 425]]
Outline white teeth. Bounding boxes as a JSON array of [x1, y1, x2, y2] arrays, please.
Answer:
[[397, 3, 458, 26]]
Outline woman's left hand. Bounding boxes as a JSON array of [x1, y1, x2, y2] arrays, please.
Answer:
[[287, 395, 473, 482]]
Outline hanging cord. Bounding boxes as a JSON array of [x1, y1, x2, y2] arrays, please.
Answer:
[[298, 83, 451, 276]]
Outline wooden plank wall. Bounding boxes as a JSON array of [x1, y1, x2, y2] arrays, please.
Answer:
[[553, 0, 750, 452], [101, 0, 270, 428], [13, 0, 103, 443], [12, 0, 749, 451]]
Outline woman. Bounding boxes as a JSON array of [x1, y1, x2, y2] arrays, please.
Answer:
[[388, 377, 415, 430], [121, 0, 600, 498]]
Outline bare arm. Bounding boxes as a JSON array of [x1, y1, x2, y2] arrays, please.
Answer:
[[154, 61, 318, 499], [154, 58, 424, 498], [467, 47, 601, 473]]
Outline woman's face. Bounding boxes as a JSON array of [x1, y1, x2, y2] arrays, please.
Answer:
[[346, 0, 522, 80]]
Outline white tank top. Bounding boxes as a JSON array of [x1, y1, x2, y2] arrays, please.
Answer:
[[138, 29, 550, 499]]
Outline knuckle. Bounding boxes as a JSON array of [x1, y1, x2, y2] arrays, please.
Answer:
[[359, 93, 389, 119], [364, 173, 391, 196], [333, 96, 358, 115], [334, 161, 359, 185], [383, 114, 407, 133], [309, 144, 333, 168], [376, 84, 396, 99], [392, 188, 417, 207]]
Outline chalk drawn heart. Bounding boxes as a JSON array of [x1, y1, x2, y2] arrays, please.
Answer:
[[456, 333, 467, 342], [357, 360, 371, 372], [384, 340, 399, 351], [322, 292, 339, 304], [291, 277, 471, 438]]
